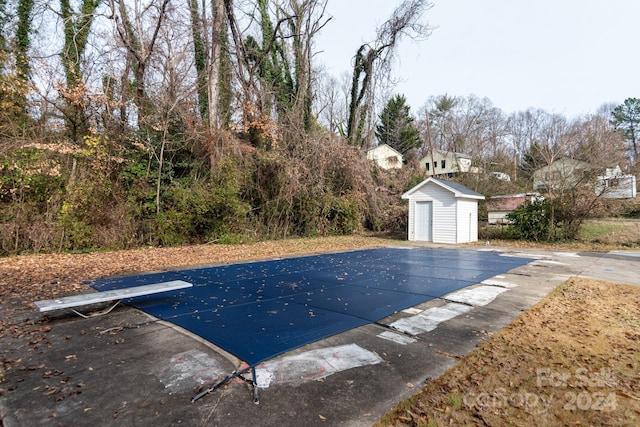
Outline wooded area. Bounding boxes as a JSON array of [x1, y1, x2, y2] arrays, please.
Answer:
[[0, 0, 637, 256]]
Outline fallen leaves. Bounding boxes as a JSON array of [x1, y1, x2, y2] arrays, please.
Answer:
[[42, 370, 63, 378], [375, 278, 640, 426], [0, 235, 391, 305]]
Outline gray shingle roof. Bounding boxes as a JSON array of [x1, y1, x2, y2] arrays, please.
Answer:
[[402, 177, 485, 200], [432, 178, 484, 198]]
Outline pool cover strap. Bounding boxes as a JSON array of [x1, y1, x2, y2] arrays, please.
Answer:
[[191, 365, 259, 404]]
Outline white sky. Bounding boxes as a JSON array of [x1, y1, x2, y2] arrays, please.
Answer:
[[316, 0, 640, 119]]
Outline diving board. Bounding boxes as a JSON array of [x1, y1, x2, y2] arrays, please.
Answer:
[[34, 280, 193, 313]]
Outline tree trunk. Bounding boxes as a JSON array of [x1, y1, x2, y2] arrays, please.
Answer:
[[208, 0, 224, 131], [190, 0, 208, 122]]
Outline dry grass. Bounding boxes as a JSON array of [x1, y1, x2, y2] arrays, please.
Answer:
[[375, 219, 640, 426], [480, 218, 640, 251], [375, 278, 640, 426]]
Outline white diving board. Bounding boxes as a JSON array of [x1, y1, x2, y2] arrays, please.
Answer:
[[34, 280, 193, 313]]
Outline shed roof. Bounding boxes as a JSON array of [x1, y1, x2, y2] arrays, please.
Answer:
[[401, 177, 485, 200]]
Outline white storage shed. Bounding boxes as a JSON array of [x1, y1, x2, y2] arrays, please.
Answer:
[[401, 177, 485, 243]]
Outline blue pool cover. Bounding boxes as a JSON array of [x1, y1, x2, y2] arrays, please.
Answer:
[[88, 247, 533, 366]]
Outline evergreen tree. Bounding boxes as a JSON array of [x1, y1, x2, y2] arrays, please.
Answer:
[[375, 94, 422, 155], [611, 98, 640, 164], [519, 142, 547, 181]]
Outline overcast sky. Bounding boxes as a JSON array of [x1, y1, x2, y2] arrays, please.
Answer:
[[316, 0, 640, 119]]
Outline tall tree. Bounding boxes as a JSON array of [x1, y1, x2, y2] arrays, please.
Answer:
[[375, 94, 421, 155], [14, 0, 34, 112], [0, 0, 31, 135], [507, 108, 544, 181], [108, 0, 171, 131], [224, 0, 328, 147], [190, 0, 232, 168], [189, 0, 208, 122], [611, 98, 640, 165], [0, 0, 8, 63], [206, 0, 226, 131], [346, 0, 431, 147], [430, 94, 456, 151], [59, 0, 102, 141]]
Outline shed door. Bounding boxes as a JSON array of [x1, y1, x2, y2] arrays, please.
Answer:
[[415, 201, 433, 241]]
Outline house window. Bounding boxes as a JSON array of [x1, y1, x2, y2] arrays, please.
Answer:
[[425, 162, 430, 171], [441, 160, 446, 169]]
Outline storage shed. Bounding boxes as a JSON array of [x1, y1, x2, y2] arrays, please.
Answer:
[[401, 177, 485, 243]]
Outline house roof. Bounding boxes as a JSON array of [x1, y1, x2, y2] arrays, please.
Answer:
[[419, 150, 471, 163], [487, 193, 542, 211], [401, 177, 485, 200]]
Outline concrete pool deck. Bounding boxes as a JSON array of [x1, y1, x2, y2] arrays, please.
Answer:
[[1, 244, 639, 427]]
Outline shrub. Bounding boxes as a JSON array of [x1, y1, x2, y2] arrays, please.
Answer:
[[506, 198, 557, 241], [153, 158, 251, 246]]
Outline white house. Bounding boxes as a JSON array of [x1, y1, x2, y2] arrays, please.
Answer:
[[402, 177, 485, 244], [366, 144, 403, 169], [419, 150, 474, 176]]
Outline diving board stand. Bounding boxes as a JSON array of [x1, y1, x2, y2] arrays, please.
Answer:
[[34, 280, 193, 318]]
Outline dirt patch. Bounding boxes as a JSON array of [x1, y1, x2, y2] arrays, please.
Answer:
[[376, 277, 640, 426]]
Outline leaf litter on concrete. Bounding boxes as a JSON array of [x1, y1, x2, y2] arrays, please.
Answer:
[[0, 236, 394, 409]]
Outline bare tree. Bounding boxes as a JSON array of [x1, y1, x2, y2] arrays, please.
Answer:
[[55, 0, 102, 141], [189, 0, 229, 167], [346, 0, 431, 147], [506, 108, 545, 181], [206, 0, 225, 131], [314, 72, 349, 135], [419, 95, 508, 174], [223, 0, 329, 146], [108, 0, 171, 130]]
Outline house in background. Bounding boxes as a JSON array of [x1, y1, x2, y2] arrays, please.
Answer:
[[419, 150, 475, 176], [366, 144, 403, 169], [605, 165, 623, 176], [532, 158, 591, 192], [533, 158, 636, 199], [402, 177, 484, 244], [486, 193, 542, 224]]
